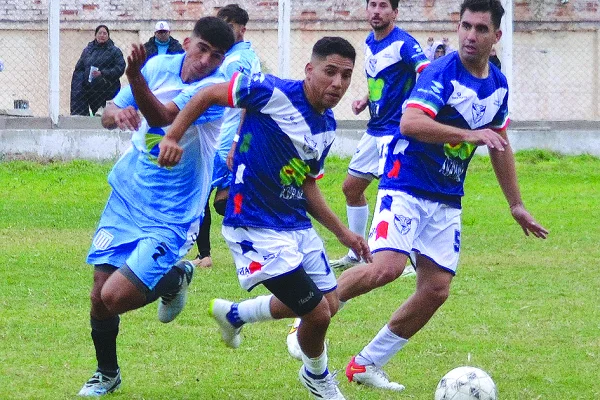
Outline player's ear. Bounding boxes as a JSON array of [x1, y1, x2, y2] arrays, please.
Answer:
[[305, 62, 313, 77], [182, 37, 190, 51], [494, 29, 502, 43]]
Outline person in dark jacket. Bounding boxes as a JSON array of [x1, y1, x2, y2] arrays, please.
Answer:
[[143, 21, 184, 62], [70, 25, 125, 116]]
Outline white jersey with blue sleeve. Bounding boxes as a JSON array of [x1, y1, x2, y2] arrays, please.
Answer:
[[364, 26, 430, 137], [109, 53, 226, 225], [380, 53, 509, 208], [223, 72, 336, 230]]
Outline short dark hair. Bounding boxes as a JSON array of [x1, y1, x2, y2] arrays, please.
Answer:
[[312, 37, 356, 64], [192, 16, 235, 54], [365, 0, 399, 10], [95, 25, 110, 37], [217, 4, 249, 26], [459, 0, 505, 30]]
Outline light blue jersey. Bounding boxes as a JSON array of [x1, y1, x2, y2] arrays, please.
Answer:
[[212, 41, 261, 189], [110, 53, 226, 225], [87, 53, 226, 288]]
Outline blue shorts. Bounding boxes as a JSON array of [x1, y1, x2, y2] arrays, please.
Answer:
[[87, 191, 199, 290], [211, 154, 232, 191]]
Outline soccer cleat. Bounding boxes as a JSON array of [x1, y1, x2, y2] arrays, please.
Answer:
[[192, 254, 213, 268], [299, 366, 346, 400], [286, 318, 303, 360], [209, 298, 243, 349], [77, 370, 121, 396], [329, 255, 360, 270], [345, 356, 405, 392], [158, 260, 195, 323]]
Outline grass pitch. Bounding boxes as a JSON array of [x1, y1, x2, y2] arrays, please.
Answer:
[[0, 152, 598, 399]]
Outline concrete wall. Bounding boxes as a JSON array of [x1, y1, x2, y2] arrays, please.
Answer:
[[1, 117, 599, 161]]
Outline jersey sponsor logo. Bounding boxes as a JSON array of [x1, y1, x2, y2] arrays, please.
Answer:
[[280, 185, 304, 200], [280, 158, 310, 186], [394, 215, 412, 235], [92, 229, 114, 250], [145, 127, 166, 164], [439, 157, 467, 182], [367, 77, 384, 102]]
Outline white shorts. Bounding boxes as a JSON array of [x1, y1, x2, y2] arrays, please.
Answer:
[[222, 225, 337, 291], [348, 132, 394, 180], [368, 189, 462, 274]]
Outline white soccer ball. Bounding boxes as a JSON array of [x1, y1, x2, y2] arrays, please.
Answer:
[[434, 366, 497, 400]]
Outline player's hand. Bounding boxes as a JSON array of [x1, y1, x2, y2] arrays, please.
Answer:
[[352, 97, 368, 115], [338, 229, 373, 264], [226, 141, 237, 171], [125, 43, 147, 81], [467, 128, 508, 151], [510, 203, 549, 239], [114, 106, 141, 131], [158, 137, 183, 167]]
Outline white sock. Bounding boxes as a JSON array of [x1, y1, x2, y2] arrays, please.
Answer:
[[237, 295, 273, 323], [302, 349, 328, 377], [355, 325, 408, 368], [347, 204, 369, 259]]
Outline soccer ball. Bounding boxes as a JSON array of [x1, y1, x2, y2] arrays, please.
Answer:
[[434, 366, 497, 400]]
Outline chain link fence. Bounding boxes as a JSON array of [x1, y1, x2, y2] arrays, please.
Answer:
[[0, 0, 598, 122]]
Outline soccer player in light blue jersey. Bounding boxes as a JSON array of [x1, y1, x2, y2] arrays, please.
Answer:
[[77, 17, 234, 397], [159, 37, 371, 400], [192, 4, 262, 269], [330, 0, 430, 270], [338, 0, 548, 392]]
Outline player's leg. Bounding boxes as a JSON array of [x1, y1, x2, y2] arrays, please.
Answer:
[[192, 201, 213, 268], [346, 257, 453, 391], [331, 132, 379, 270]]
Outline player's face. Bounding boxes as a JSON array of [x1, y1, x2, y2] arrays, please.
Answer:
[[458, 10, 502, 66], [366, 0, 398, 32], [181, 36, 226, 82], [305, 54, 354, 112]]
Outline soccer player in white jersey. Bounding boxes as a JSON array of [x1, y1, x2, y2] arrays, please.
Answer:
[[77, 17, 234, 397], [159, 37, 371, 400], [337, 0, 549, 391], [330, 0, 430, 270], [192, 4, 262, 269]]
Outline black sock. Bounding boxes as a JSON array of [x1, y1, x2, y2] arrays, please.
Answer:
[[145, 264, 184, 304], [90, 316, 120, 377]]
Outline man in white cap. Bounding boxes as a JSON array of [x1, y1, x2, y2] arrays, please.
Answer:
[[143, 20, 184, 62]]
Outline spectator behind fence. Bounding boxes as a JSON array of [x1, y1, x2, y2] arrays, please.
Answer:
[[424, 37, 455, 61], [70, 25, 125, 116], [143, 21, 184, 62]]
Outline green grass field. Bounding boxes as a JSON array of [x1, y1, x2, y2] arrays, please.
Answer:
[[1, 152, 599, 399]]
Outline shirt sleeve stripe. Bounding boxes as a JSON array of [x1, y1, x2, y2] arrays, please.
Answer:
[[406, 101, 437, 118], [228, 71, 241, 107]]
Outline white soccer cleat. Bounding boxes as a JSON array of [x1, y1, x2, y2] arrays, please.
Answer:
[[299, 366, 346, 400], [77, 370, 121, 396], [329, 255, 360, 270], [158, 260, 195, 323], [209, 298, 243, 349], [345, 356, 405, 392]]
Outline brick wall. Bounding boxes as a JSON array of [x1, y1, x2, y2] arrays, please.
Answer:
[[1, 0, 598, 27]]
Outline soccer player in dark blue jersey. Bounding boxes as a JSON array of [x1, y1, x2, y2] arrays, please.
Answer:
[[330, 0, 430, 270], [160, 37, 371, 400], [338, 0, 549, 391]]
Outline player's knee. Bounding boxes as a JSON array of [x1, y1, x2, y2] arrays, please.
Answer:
[[301, 299, 331, 331], [213, 198, 227, 216], [421, 281, 450, 307], [372, 263, 403, 287]]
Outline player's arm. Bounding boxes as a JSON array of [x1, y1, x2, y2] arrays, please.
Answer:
[[158, 82, 231, 167], [101, 101, 141, 131], [303, 177, 372, 263], [351, 94, 369, 115], [400, 106, 507, 150], [126, 44, 179, 127], [489, 129, 548, 239]]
